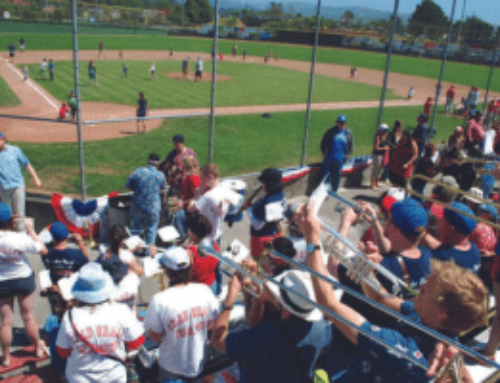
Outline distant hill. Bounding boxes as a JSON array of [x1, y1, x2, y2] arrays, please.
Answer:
[[209, 0, 411, 22]]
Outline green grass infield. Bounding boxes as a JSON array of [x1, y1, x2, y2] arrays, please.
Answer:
[[16, 105, 463, 197], [22, 59, 397, 108], [1, 31, 498, 93]]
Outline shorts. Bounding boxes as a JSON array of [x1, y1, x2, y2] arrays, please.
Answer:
[[195, 70, 202, 77], [0, 273, 35, 298], [137, 110, 146, 118], [9, 52, 14, 58], [20, 45, 25, 51]]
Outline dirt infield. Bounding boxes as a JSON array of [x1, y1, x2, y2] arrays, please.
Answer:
[[1, 50, 497, 143], [164, 72, 232, 82]]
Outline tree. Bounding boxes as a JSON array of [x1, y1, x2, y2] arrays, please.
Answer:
[[268, 2, 283, 21], [408, 0, 448, 39], [156, 0, 172, 11], [460, 16, 494, 41], [195, 0, 213, 24], [341, 10, 354, 25]]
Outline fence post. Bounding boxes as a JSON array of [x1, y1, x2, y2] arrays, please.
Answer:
[[482, 26, 500, 114], [429, 0, 458, 130], [376, 0, 400, 130], [208, 0, 220, 163], [71, 0, 86, 200], [300, 0, 322, 167]]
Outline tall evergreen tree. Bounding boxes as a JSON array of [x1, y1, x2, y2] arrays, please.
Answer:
[[408, 0, 448, 39]]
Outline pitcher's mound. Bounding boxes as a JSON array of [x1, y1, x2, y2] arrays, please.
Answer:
[[164, 72, 232, 82]]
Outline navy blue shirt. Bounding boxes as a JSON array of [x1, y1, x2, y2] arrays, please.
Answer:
[[249, 192, 286, 237], [328, 128, 348, 162], [333, 302, 437, 383], [226, 316, 328, 383], [43, 247, 88, 284], [432, 243, 481, 274], [412, 124, 428, 156], [49, 62, 54, 72], [137, 99, 148, 115], [379, 246, 432, 294]]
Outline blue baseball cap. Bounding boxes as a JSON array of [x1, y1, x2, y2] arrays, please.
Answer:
[[172, 134, 184, 143], [337, 115, 347, 123], [0, 203, 12, 222], [50, 221, 69, 242], [417, 114, 428, 122], [444, 202, 477, 235], [391, 199, 428, 235], [478, 204, 499, 222]]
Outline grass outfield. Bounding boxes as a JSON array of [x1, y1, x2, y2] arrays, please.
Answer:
[[23, 60, 397, 108], [1, 32, 498, 93], [16, 105, 462, 196], [0, 76, 20, 107]]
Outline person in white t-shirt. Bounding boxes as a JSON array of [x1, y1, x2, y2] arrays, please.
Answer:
[[56, 263, 145, 383], [195, 57, 203, 81], [0, 203, 48, 367], [144, 246, 220, 382], [98, 224, 143, 276]]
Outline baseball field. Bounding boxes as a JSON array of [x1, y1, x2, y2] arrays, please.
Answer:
[[0, 25, 496, 197]]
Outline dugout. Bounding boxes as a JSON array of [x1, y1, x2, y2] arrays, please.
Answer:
[[275, 30, 345, 47]]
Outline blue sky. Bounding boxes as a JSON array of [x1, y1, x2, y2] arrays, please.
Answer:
[[280, 0, 499, 25]]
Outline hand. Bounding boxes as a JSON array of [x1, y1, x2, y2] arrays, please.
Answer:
[[227, 274, 242, 300], [24, 218, 34, 233], [426, 343, 459, 378], [296, 201, 321, 244], [341, 207, 359, 227], [358, 201, 377, 225], [72, 233, 83, 243], [34, 178, 42, 189], [402, 164, 409, 170]]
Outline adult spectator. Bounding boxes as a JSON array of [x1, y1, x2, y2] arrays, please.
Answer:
[[0, 203, 47, 367], [467, 86, 480, 110], [320, 115, 354, 192], [423, 202, 481, 274], [370, 124, 390, 191], [243, 168, 286, 259], [482, 242, 500, 359], [411, 144, 437, 198], [412, 114, 428, 156], [445, 85, 455, 114], [56, 263, 145, 382], [470, 204, 498, 258], [161, 134, 198, 198], [447, 126, 465, 150], [211, 270, 327, 383], [388, 130, 418, 188], [304, 200, 488, 383], [182, 56, 190, 79], [126, 153, 166, 248], [424, 175, 459, 237], [144, 247, 219, 382], [423, 97, 433, 118], [186, 212, 220, 294], [486, 98, 498, 127], [465, 111, 485, 153], [381, 120, 403, 182], [43, 222, 88, 285], [0, 132, 42, 222]]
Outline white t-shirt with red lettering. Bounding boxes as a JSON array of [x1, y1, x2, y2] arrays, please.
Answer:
[[56, 302, 144, 383], [0, 231, 43, 281], [143, 283, 220, 377]]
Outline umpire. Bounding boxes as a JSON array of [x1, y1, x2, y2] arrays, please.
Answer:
[[320, 115, 354, 191]]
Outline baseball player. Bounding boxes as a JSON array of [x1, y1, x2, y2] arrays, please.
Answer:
[[40, 58, 47, 79], [182, 57, 190, 79], [7, 41, 15, 63], [123, 62, 128, 78], [195, 57, 203, 81], [150, 61, 156, 80]]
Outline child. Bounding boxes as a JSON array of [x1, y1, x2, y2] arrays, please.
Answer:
[[150, 61, 156, 80], [118, 50, 123, 59], [123, 62, 128, 78], [40, 58, 47, 79], [408, 86, 415, 101], [44, 294, 69, 382], [22, 65, 29, 81], [58, 103, 67, 120]]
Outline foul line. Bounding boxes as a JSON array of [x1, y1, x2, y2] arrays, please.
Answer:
[[3, 60, 59, 111]]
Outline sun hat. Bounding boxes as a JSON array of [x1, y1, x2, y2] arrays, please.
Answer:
[[454, 126, 463, 133], [465, 187, 483, 204], [387, 187, 406, 201], [172, 134, 185, 143], [50, 221, 69, 242], [71, 263, 116, 304], [258, 168, 282, 184], [378, 124, 389, 131], [160, 246, 191, 271], [99, 254, 129, 284], [478, 204, 499, 223], [391, 199, 428, 235], [266, 270, 322, 322], [337, 115, 347, 123], [444, 202, 477, 235], [0, 203, 12, 222]]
